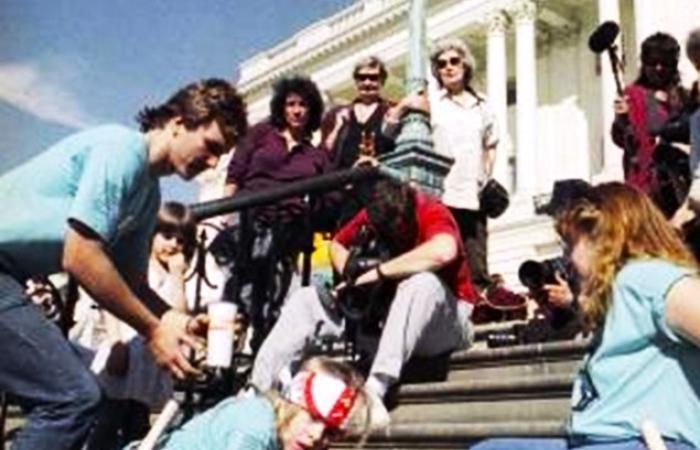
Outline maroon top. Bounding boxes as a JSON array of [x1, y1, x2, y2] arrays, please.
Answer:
[[333, 192, 477, 304], [611, 84, 678, 194], [226, 121, 330, 223]]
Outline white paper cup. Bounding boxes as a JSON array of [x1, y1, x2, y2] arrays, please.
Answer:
[[206, 302, 237, 368]]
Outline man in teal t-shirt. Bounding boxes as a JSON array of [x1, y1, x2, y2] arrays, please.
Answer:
[[0, 79, 247, 450]]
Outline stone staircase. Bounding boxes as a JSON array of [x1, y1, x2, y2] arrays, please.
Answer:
[[336, 336, 590, 449], [2, 334, 590, 450]]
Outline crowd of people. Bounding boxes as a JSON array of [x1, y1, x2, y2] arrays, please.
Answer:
[[0, 26, 699, 450]]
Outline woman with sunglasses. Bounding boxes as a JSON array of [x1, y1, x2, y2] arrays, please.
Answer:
[[320, 56, 397, 226], [429, 37, 500, 294], [70, 202, 197, 449], [471, 182, 700, 450], [386, 37, 499, 293], [136, 356, 370, 450], [612, 32, 689, 216]]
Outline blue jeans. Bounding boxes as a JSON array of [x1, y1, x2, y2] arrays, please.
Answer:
[[470, 438, 697, 450], [0, 272, 102, 450]]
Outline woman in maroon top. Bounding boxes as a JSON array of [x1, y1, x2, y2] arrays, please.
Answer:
[[611, 32, 688, 215], [220, 76, 329, 351]]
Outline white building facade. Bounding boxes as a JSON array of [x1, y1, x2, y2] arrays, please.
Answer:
[[223, 0, 700, 285]]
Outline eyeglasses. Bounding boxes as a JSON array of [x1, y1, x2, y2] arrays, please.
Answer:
[[436, 57, 462, 69], [354, 73, 380, 83]]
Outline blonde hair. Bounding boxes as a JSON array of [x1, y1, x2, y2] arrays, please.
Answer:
[[265, 356, 370, 448], [555, 182, 697, 328]]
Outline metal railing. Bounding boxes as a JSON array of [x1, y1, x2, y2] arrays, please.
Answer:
[[190, 165, 400, 221]]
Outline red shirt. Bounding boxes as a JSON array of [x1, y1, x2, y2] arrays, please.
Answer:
[[333, 192, 477, 304]]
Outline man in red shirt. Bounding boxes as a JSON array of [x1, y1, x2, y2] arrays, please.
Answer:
[[250, 180, 476, 427]]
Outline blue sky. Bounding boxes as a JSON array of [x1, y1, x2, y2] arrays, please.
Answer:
[[0, 0, 353, 201]]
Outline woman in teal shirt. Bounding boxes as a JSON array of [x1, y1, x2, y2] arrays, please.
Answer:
[[472, 182, 700, 450]]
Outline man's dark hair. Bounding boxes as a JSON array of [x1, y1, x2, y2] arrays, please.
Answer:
[[136, 78, 248, 148], [367, 180, 418, 253], [269, 75, 324, 137], [636, 32, 681, 88]]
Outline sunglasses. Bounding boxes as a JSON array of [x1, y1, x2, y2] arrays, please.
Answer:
[[354, 73, 380, 82], [643, 58, 677, 69], [436, 56, 462, 69]]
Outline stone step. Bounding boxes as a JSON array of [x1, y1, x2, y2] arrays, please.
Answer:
[[334, 421, 566, 449], [400, 338, 588, 384], [391, 373, 573, 424], [446, 358, 580, 381], [449, 339, 590, 368]]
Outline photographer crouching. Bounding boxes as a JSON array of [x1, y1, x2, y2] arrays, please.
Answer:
[[249, 180, 476, 428], [487, 180, 592, 348]]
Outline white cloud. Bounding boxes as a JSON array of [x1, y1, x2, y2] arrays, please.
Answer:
[[0, 62, 93, 129]]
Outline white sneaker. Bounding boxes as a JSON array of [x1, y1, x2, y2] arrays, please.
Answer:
[[365, 387, 391, 430]]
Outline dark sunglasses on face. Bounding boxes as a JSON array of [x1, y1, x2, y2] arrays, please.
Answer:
[[644, 58, 676, 69], [354, 73, 380, 83], [436, 57, 462, 70]]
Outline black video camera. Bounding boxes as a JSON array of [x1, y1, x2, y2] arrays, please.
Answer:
[[518, 257, 570, 292], [330, 225, 395, 328]]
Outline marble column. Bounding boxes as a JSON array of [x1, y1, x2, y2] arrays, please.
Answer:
[[486, 9, 510, 189], [513, 0, 538, 195], [597, 0, 623, 181], [633, 0, 655, 50]]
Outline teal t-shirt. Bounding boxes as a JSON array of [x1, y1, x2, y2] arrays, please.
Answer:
[[0, 124, 160, 281], [569, 259, 700, 448], [158, 396, 280, 450]]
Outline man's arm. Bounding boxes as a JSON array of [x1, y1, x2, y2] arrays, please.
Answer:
[[383, 90, 430, 138], [321, 107, 350, 155], [330, 240, 350, 275], [337, 233, 458, 288], [63, 226, 199, 378]]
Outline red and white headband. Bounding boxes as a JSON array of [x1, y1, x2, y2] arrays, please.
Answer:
[[284, 371, 358, 429]]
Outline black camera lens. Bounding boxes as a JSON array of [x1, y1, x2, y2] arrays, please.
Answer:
[[518, 260, 549, 290]]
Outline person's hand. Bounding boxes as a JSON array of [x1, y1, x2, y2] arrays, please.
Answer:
[[353, 155, 379, 168], [186, 312, 209, 338], [399, 89, 430, 115], [670, 200, 696, 230], [543, 272, 574, 308], [613, 95, 629, 115], [106, 341, 130, 377], [331, 281, 348, 301], [167, 252, 188, 277], [146, 310, 204, 380], [335, 108, 351, 128]]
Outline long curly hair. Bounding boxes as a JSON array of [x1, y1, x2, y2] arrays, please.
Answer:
[[269, 75, 324, 138], [136, 78, 248, 148], [555, 182, 697, 328]]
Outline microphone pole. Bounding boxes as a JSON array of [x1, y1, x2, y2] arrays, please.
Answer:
[[588, 21, 625, 97]]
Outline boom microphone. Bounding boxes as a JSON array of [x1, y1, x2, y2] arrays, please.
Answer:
[[588, 21, 620, 53], [588, 21, 624, 96]]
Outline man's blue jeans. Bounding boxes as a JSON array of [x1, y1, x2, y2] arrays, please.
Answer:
[[470, 438, 697, 450], [0, 272, 102, 450]]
